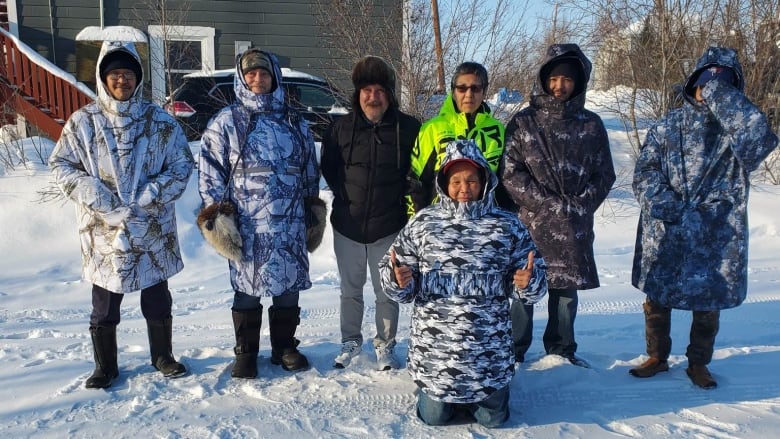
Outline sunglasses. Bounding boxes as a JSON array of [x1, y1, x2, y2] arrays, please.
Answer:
[[454, 84, 483, 93]]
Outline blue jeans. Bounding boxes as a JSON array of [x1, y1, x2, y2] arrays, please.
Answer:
[[416, 386, 509, 428], [512, 288, 578, 358]]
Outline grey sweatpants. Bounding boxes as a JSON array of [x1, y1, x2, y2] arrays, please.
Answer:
[[333, 229, 399, 347]]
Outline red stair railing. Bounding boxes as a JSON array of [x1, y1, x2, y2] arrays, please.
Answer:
[[1, 28, 94, 139]]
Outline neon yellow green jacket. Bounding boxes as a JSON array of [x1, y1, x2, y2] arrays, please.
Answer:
[[406, 94, 505, 215]]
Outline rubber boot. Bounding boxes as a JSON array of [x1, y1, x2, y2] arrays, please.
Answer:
[[231, 307, 262, 378], [686, 310, 720, 389], [629, 299, 671, 378], [268, 306, 309, 371], [86, 325, 119, 389], [146, 318, 187, 378]]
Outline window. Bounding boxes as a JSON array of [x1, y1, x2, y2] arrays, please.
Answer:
[[148, 25, 215, 105]]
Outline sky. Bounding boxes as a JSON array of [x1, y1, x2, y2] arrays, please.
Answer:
[[1, 86, 779, 438]]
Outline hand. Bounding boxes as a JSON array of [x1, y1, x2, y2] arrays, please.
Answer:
[[390, 248, 412, 288], [101, 206, 132, 227], [136, 183, 159, 207], [513, 251, 535, 289]]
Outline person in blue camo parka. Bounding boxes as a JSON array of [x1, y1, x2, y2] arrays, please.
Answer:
[[199, 49, 320, 378], [629, 46, 778, 389]]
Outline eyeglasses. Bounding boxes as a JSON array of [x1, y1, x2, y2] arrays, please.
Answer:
[[454, 84, 483, 94], [107, 71, 137, 81]]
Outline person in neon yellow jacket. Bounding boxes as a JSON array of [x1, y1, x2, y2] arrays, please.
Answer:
[[406, 62, 505, 216]]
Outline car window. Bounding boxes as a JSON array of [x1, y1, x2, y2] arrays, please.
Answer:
[[210, 82, 235, 106], [286, 83, 344, 110]]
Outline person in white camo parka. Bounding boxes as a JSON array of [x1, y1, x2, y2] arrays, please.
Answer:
[[50, 40, 194, 388], [379, 139, 547, 427]]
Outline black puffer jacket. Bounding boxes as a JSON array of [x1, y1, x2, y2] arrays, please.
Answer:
[[321, 109, 421, 243]]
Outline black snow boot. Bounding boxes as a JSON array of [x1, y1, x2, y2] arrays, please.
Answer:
[[231, 307, 262, 378], [146, 318, 187, 378], [86, 325, 119, 389], [268, 306, 309, 372]]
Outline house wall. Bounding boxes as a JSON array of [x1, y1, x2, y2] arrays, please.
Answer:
[[14, 0, 399, 91]]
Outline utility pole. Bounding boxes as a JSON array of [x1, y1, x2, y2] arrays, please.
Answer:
[[431, 0, 445, 93]]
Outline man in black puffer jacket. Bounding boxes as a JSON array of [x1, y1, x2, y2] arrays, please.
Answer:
[[321, 56, 421, 371]]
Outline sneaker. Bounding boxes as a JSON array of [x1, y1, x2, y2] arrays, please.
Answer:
[[333, 340, 362, 369], [686, 364, 717, 389], [629, 357, 669, 378], [375, 342, 400, 371]]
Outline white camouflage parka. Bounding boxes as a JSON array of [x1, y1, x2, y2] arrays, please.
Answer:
[[632, 47, 779, 311], [379, 139, 547, 404], [199, 50, 319, 297], [49, 41, 194, 294]]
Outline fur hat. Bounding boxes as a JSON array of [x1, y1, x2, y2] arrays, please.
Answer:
[[352, 56, 396, 92], [99, 51, 142, 83], [351, 56, 397, 109], [197, 202, 243, 260]]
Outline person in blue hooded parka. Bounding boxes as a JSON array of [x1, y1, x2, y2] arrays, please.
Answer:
[[630, 47, 778, 388]]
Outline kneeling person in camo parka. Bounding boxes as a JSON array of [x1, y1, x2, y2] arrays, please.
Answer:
[[379, 139, 547, 427]]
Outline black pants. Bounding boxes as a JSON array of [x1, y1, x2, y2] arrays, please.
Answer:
[[90, 281, 172, 326]]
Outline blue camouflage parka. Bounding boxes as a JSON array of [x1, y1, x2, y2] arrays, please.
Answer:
[[199, 51, 320, 297], [632, 47, 779, 311]]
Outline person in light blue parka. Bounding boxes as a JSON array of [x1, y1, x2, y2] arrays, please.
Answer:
[[50, 40, 194, 388], [630, 47, 778, 388], [199, 49, 320, 378]]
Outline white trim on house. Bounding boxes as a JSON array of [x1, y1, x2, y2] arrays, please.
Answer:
[[5, 0, 18, 36], [147, 25, 215, 105]]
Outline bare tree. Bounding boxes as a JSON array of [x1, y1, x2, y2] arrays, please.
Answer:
[[557, 0, 779, 178], [130, 0, 195, 103], [312, 0, 537, 122], [312, 0, 780, 182]]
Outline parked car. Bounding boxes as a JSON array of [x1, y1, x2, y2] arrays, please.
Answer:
[[165, 68, 350, 141]]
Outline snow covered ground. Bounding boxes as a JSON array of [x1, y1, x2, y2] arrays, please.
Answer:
[[1, 90, 779, 438]]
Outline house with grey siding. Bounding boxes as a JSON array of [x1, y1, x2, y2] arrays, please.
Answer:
[[4, 0, 399, 103]]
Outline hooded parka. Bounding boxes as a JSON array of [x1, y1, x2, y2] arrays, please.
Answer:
[[199, 50, 320, 297], [379, 139, 547, 403], [49, 40, 194, 294], [500, 43, 616, 290], [632, 47, 778, 310]]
